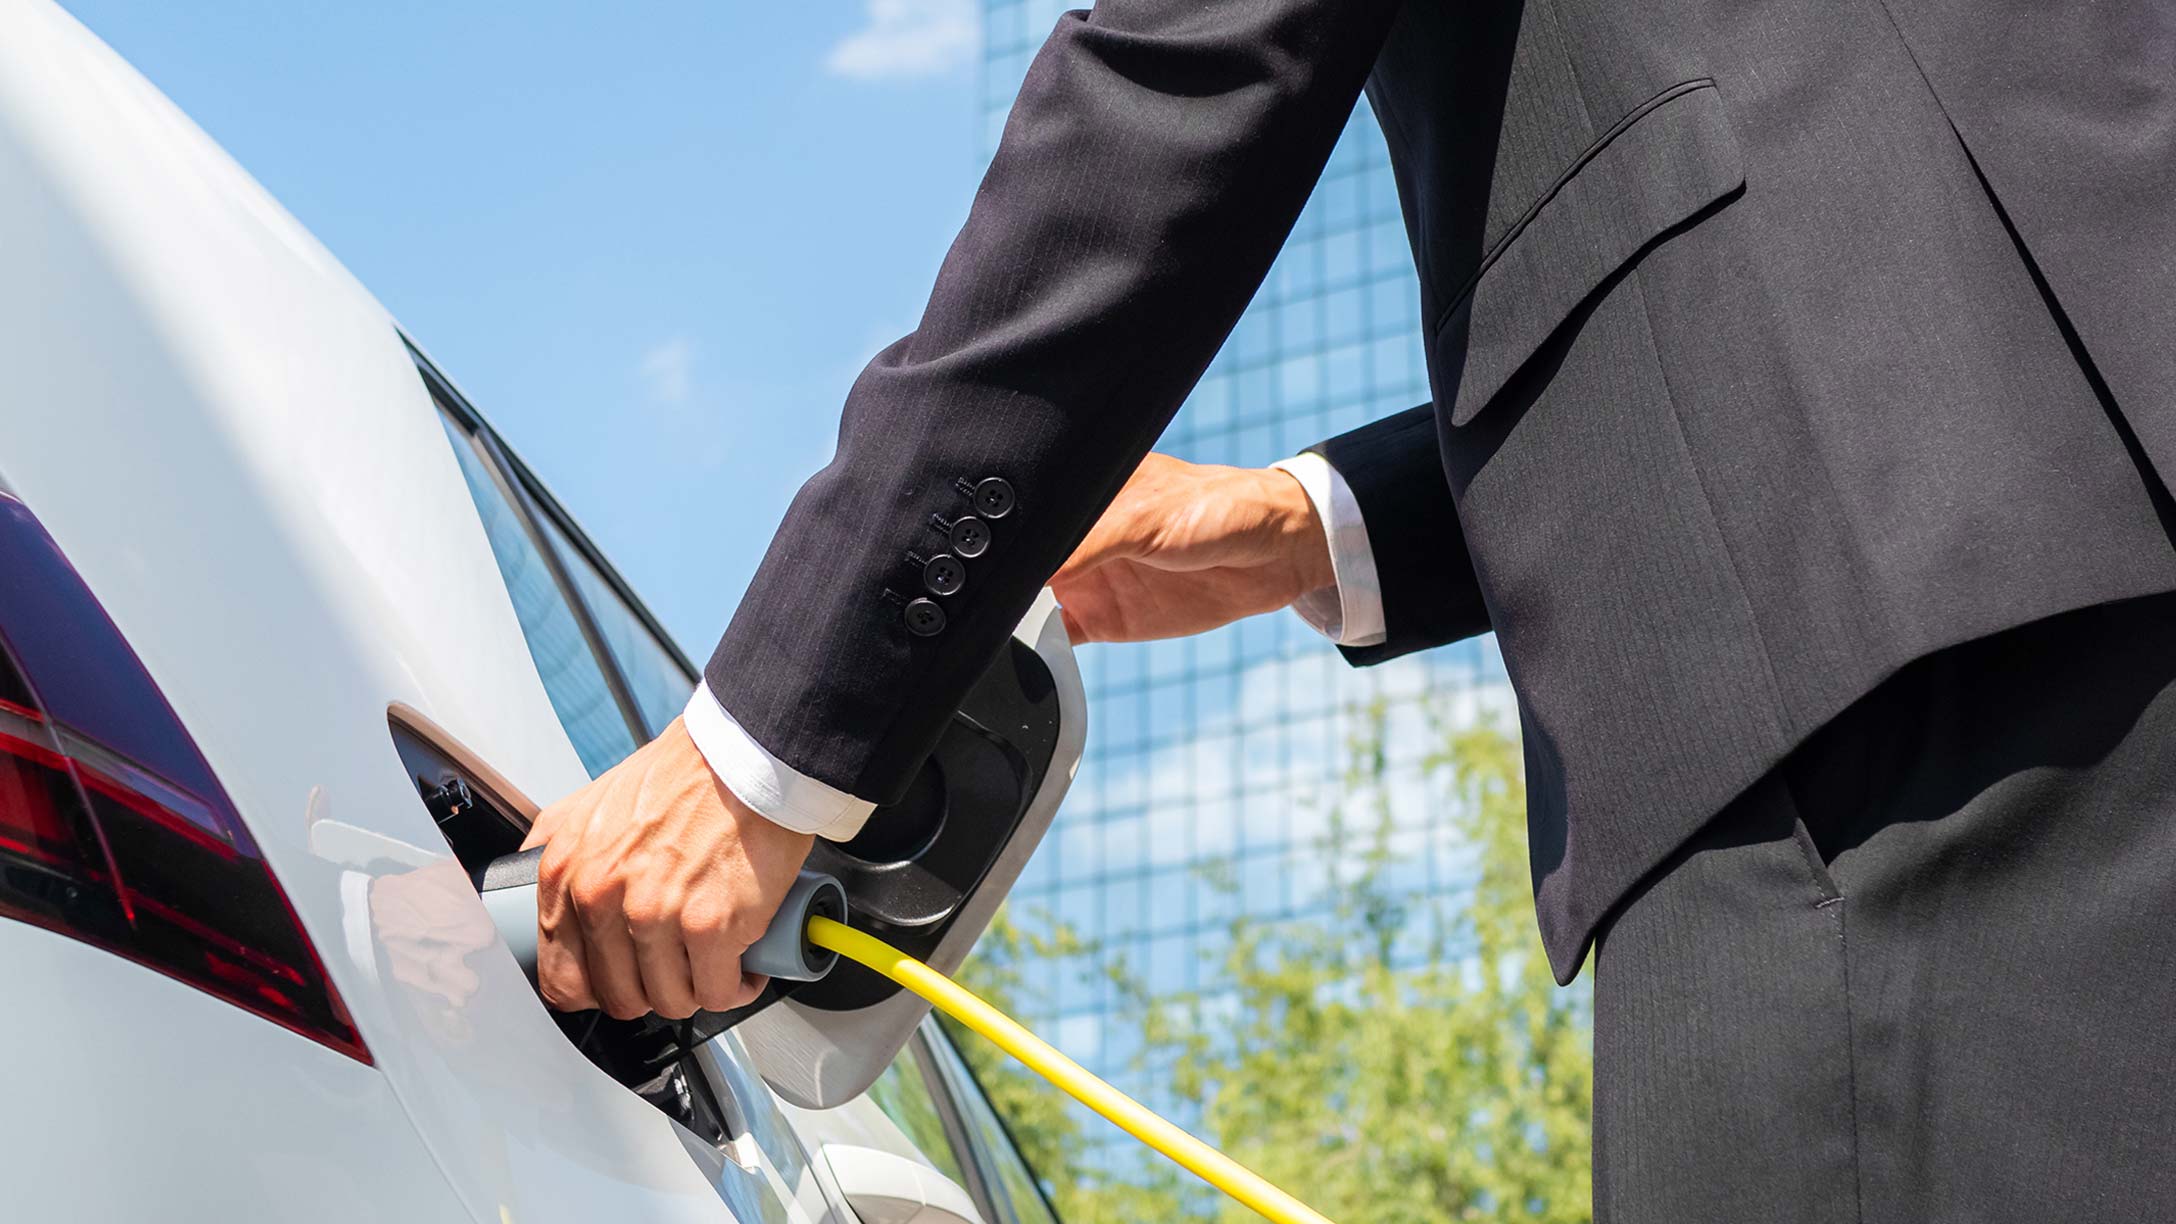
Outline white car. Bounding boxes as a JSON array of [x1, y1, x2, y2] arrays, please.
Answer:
[[0, 2, 1073, 1220]]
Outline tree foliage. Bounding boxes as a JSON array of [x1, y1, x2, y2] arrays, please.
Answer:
[[951, 716, 1592, 1223]]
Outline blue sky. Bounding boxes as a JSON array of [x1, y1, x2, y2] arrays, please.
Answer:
[[61, 0, 988, 655]]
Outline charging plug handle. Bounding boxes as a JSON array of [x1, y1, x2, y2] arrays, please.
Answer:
[[474, 847, 847, 983]]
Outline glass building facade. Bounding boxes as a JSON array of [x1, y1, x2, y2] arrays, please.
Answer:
[[980, 1, 1515, 1185]]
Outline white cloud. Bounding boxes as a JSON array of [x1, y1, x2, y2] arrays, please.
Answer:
[[825, 0, 978, 82], [638, 335, 696, 406], [631, 335, 736, 471]]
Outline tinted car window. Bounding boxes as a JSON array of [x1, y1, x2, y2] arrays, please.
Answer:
[[439, 415, 637, 776], [924, 1025, 1062, 1224], [536, 512, 694, 737], [867, 1046, 971, 1189]]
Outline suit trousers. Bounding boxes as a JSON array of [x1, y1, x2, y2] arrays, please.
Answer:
[[1590, 594, 2176, 1223]]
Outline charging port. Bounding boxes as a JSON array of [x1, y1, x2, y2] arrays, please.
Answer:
[[389, 721, 738, 1144]]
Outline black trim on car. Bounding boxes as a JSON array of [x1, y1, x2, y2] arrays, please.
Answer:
[[406, 336, 700, 690]]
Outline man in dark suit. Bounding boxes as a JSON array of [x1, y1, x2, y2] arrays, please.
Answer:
[[524, 0, 2176, 1216]]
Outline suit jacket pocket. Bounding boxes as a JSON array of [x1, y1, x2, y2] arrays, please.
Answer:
[[1437, 79, 1744, 426]]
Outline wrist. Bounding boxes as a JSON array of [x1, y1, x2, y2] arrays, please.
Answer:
[[677, 687, 879, 840], [1260, 465, 1335, 593]]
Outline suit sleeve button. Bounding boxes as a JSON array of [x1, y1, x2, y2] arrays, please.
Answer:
[[904, 598, 947, 636], [924, 554, 966, 596], [972, 477, 1016, 518], [949, 516, 990, 557]]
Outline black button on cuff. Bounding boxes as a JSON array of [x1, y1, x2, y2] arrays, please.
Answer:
[[973, 477, 1016, 518], [949, 516, 990, 558], [923, 554, 966, 596], [904, 598, 947, 636]]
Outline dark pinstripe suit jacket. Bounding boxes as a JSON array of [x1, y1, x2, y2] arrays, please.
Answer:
[[709, 0, 2176, 978]]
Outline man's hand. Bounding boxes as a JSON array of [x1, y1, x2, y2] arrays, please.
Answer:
[[1053, 452, 1334, 643], [521, 717, 813, 1021]]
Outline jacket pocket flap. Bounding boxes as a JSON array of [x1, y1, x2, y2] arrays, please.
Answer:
[[1439, 80, 1743, 426]]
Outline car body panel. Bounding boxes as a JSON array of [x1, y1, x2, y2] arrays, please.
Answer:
[[0, 919, 468, 1221], [0, 2, 808, 1219], [0, 5, 1060, 1222]]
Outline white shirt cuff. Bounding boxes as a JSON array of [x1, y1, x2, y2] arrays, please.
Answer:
[[681, 681, 877, 841], [1270, 454, 1387, 648]]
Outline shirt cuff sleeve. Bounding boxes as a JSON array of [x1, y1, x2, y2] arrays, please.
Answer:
[[1269, 454, 1388, 648], [681, 681, 877, 841]]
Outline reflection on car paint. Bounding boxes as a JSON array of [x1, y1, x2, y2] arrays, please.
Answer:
[[699, 1035, 812, 1185], [672, 1124, 798, 1224]]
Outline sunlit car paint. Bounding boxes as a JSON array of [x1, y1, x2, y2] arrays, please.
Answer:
[[0, 2, 989, 1219]]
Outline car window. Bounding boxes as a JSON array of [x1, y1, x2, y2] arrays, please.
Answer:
[[922, 1024, 1063, 1224], [438, 414, 638, 776], [535, 512, 695, 737], [866, 1045, 972, 1189]]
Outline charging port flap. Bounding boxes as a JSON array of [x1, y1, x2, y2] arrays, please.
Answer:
[[737, 590, 1083, 1108]]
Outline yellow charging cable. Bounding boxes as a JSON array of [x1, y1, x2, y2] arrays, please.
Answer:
[[805, 915, 1335, 1224]]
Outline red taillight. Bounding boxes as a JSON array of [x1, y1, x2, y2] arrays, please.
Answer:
[[0, 493, 369, 1063]]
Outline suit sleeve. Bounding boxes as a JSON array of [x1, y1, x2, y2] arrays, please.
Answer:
[[1308, 403, 1491, 664], [706, 0, 1405, 804]]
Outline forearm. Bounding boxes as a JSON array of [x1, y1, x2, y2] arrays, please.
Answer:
[[710, 0, 1403, 806]]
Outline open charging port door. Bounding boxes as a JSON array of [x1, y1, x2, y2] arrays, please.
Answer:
[[456, 591, 1082, 1110], [731, 589, 1083, 1107]]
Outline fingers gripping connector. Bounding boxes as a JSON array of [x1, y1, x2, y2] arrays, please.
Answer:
[[474, 847, 847, 984]]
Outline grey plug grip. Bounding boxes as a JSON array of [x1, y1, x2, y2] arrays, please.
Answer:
[[473, 847, 846, 983]]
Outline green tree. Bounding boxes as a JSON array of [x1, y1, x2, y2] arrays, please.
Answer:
[[947, 907, 1182, 1221], [953, 715, 1592, 1222]]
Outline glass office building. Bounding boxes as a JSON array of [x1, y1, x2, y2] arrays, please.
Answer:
[[979, 1, 1515, 1185]]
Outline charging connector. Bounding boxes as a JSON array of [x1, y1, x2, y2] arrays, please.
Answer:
[[475, 849, 845, 984]]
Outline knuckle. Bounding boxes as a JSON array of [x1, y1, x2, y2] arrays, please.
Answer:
[[601, 993, 649, 1022], [622, 896, 671, 934], [568, 874, 622, 922], [537, 968, 592, 1013], [696, 983, 747, 1013], [723, 908, 771, 948], [540, 984, 587, 1013], [680, 903, 727, 944]]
